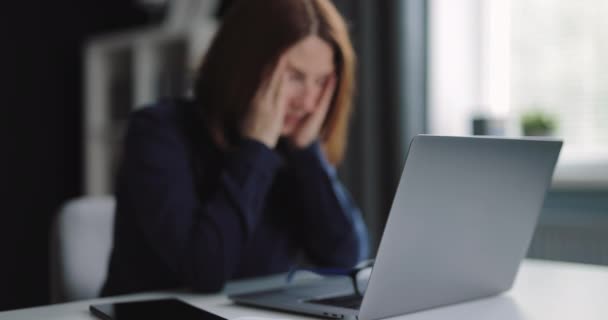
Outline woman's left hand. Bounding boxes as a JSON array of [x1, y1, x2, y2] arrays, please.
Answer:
[[287, 76, 337, 149]]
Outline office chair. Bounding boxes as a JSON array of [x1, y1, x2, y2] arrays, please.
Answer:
[[50, 196, 115, 303]]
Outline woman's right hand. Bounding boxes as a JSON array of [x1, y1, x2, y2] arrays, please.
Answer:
[[241, 57, 288, 148]]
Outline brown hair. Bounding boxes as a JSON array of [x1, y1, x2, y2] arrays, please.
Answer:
[[193, 0, 355, 165]]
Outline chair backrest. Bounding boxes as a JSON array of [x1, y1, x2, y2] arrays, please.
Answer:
[[50, 196, 115, 303]]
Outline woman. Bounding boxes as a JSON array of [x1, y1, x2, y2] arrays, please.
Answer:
[[101, 0, 369, 296]]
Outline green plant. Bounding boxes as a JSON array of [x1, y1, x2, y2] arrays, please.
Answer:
[[521, 111, 557, 136]]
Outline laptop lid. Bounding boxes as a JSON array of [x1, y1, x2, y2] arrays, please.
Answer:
[[358, 135, 561, 320], [230, 135, 562, 320]]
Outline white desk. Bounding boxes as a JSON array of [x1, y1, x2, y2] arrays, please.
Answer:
[[2, 259, 607, 320]]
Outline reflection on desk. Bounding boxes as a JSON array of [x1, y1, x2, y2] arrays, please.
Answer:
[[1, 259, 607, 320]]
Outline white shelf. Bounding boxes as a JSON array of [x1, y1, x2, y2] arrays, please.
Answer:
[[83, 1, 218, 195]]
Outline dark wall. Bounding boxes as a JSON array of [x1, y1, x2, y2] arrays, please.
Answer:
[[1, 1, 148, 311], [530, 189, 608, 265]]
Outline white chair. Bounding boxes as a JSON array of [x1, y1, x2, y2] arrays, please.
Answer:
[[50, 196, 115, 303]]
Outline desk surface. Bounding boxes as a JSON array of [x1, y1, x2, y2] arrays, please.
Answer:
[[2, 259, 608, 320]]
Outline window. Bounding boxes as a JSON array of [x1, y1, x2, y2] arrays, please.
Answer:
[[429, 0, 608, 187]]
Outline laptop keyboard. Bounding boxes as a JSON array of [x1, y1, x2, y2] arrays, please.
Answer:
[[308, 294, 363, 309]]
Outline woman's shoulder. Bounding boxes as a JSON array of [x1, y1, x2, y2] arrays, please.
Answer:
[[129, 98, 196, 128], [126, 98, 215, 160], [124, 98, 203, 153]]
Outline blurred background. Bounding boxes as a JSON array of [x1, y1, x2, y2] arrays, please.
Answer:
[[1, 0, 607, 312]]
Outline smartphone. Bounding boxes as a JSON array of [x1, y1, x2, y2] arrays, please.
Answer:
[[90, 298, 228, 320]]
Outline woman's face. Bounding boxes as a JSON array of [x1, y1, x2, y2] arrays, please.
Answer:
[[279, 35, 336, 135]]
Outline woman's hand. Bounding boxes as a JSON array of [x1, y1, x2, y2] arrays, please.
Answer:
[[287, 75, 336, 149], [242, 57, 288, 148]]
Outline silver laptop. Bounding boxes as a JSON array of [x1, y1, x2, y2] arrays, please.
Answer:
[[230, 135, 562, 320]]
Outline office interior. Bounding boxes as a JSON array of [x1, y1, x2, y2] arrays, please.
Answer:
[[2, 0, 607, 313]]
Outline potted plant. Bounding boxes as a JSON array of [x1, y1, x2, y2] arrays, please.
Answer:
[[521, 110, 557, 136]]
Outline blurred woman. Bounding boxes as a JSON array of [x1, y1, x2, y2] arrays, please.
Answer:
[[101, 0, 369, 296]]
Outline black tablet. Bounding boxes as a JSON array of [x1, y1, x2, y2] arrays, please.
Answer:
[[90, 298, 228, 320]]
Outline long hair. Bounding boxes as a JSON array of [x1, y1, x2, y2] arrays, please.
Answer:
[[193, 0, 355, 165]]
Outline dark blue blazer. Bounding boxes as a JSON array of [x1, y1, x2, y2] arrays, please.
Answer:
[[101, 100, 369, 296]]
